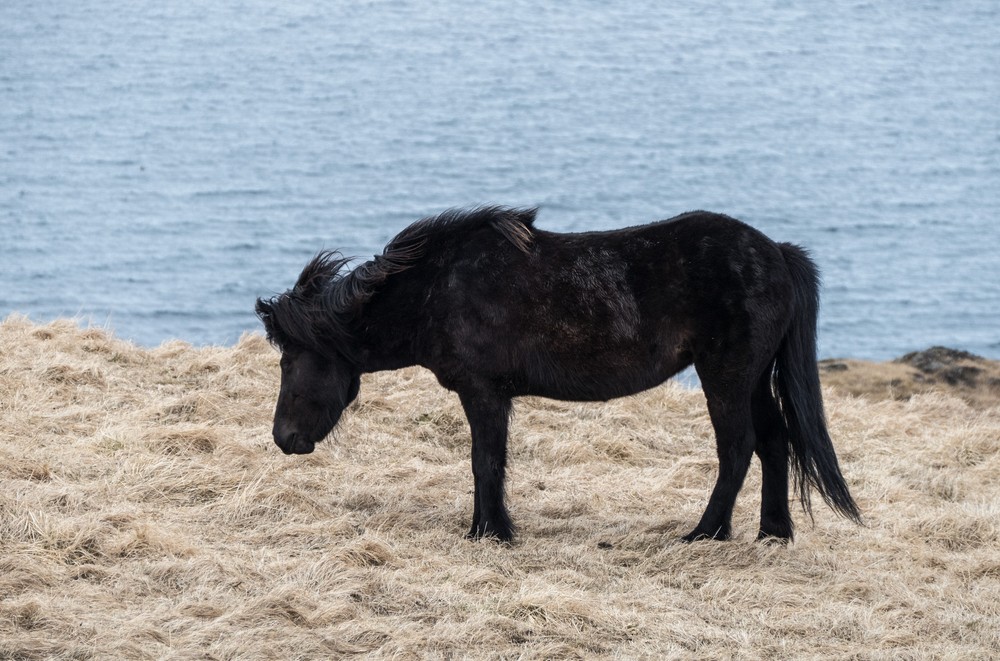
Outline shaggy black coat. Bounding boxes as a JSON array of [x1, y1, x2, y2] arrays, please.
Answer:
[[257, 206, 860, 542]]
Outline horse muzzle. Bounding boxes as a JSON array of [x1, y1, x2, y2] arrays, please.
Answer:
[[274, 432, 316, 455]]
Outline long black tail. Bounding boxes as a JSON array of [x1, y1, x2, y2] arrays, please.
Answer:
[[774, 244, 861, 523]]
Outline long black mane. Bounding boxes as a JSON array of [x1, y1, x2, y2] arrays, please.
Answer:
[[256, 206, 537, 358]]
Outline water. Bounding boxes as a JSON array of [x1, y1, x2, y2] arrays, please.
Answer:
[[3, 0, 998, 359]]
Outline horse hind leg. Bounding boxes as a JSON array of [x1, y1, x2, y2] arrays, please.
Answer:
[[683, 370, 756, 542], [752, 370, 794, 541]]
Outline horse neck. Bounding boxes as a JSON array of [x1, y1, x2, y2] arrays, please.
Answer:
[[352, 288, 424, 373]]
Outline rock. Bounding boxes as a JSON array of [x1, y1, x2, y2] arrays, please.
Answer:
[[896, 346, 984, 372], [819, 347, 1000, 410], [895, 346, 985, 388]]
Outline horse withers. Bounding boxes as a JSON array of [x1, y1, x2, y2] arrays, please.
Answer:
[[256, 207, 861, 543]]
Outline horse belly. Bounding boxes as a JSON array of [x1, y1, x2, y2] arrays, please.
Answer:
[[518, 339, 692, 402]]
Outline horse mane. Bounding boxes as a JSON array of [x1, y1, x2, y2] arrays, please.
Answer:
[[256, 206, 537, 359]]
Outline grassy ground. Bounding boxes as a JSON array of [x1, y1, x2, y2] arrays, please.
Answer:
[[820, 347, 1000, 411], [1, 315, 998, 659]]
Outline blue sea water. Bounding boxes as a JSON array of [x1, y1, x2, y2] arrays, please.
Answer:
[[2, 0, 998, 359]]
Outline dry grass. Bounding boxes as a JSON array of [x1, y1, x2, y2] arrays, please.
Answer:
[[1, 314, 998, 659]]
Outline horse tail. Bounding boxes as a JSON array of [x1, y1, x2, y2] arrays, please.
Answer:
[[774, 243, 862, 524]]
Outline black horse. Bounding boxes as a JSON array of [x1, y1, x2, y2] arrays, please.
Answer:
[[256, 206, 860, 543]]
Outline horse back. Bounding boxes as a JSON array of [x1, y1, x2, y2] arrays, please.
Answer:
[[412, 211, 793, 400]]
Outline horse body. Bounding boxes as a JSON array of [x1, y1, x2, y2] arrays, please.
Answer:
[[257, 207, 860, 543], [362, 213, 780, 399]]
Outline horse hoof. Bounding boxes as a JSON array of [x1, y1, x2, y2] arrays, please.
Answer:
[[756, 530, 792, 545], [681, 527, 730, 543], [466, 523, 514, 544]]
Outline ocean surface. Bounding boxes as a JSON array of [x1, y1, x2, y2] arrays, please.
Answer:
[[2, 0, 998, 360]]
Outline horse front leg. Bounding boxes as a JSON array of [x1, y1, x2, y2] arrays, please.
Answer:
[[458, 391, 515, 542]]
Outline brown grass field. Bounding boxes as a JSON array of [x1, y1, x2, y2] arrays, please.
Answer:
[[1, 315, 998, 659]]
